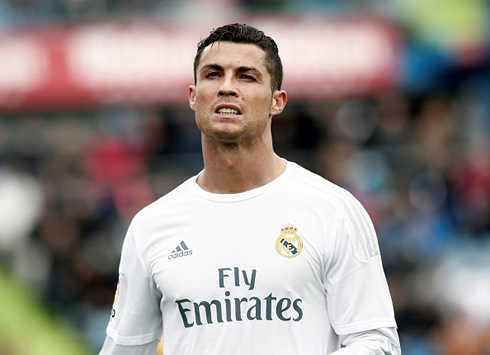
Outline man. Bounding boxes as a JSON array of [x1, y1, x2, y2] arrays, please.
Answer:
[[99, 23, 401, 354]]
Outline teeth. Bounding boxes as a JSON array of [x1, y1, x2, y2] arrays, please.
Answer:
[[218, 108, 239, 115]]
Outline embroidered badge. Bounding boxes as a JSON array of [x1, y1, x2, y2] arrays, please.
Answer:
[[110, 278, 121, 323], [275, 224, 303, 258]]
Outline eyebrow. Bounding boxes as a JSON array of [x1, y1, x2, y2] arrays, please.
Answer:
[[199, 64, 222, 74]]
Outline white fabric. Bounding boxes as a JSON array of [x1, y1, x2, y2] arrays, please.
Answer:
[[333, 328, 401, 354], [100, 161, 399, 354], [99, 336, 160, 355]]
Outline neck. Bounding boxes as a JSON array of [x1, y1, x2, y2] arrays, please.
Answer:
[[197, 136, 286, 194]]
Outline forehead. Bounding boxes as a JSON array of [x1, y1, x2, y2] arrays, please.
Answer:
[[197, 41, 267, 71]]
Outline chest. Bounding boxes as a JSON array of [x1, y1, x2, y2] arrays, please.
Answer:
[[146, 201, 334, 304]]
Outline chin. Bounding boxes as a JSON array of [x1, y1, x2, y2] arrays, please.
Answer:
[[210, 134, 241, 145], [205, 126, 242, 142]]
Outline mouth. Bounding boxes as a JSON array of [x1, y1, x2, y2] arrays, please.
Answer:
[[216, 107, 241, 115]]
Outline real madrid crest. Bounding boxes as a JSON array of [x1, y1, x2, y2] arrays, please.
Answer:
[[275, 224, 303, 258]]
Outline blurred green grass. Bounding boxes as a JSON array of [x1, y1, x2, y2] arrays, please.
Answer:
[[0, 267, 92, 355]]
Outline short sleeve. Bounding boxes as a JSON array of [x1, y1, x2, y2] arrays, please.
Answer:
[[105, 224, 163, 346], [324, 196, 397, 335], [99, 334, 161, 355]]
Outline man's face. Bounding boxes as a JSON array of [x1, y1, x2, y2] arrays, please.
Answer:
[[189, 41, 285, 145]]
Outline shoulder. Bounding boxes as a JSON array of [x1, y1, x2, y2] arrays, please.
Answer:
[[288, 163, 380, 260], [132, 175, 197, 224], [287, 162, 361, 214], [285, 162, 380, 261]]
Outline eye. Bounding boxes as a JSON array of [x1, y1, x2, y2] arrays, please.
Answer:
[[239, 74, 257, 81], [205, 71, 220, 78]]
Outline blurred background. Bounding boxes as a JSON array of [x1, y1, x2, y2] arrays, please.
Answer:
[[0, 0, 489, 354]]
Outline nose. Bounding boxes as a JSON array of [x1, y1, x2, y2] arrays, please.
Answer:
[[218, 75, 237, 97]]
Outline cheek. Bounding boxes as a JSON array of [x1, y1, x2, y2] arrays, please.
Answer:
[[192, 92, 210, 115], [256, 96, 276, 116], [194, 109, 207, 129]]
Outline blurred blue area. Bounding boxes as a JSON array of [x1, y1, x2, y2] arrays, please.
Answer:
[[401, 42, 453, 95]]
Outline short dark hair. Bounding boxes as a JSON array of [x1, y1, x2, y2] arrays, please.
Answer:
[[193, 23, 283, 92]]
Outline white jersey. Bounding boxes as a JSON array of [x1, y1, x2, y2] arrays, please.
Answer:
[[104, 161, 398, 354]]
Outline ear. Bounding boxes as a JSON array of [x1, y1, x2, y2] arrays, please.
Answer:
[[188, 85, 196, 111], [270, 90, 287, 116]]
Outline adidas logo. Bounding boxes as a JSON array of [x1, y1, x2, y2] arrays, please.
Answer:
[[168, 240, 193, 260]]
